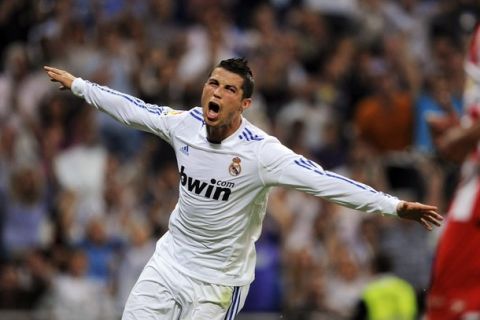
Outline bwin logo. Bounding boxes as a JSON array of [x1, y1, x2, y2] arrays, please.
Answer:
[[180, 166, 234, 201]]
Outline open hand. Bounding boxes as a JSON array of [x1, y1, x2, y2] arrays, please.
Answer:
[[396, 201, 443, 231], [44, 66, 76, 90]]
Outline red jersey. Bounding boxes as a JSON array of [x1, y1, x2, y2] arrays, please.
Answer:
[[427, 24, 480, 319]]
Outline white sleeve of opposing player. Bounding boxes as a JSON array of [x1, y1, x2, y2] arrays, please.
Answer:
[[258, 138, 400, 216], [71, 78, 185, 143]]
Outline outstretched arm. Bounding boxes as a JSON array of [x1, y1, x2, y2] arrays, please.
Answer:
[[259, 138, 443, 231], [43, 66, 187, 144]]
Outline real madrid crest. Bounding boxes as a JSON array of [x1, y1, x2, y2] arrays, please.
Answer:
[[229, 157, 242, 176]]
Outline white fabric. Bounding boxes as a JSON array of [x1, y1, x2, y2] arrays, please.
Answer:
[[122, 251, 249, 320], [72, 77, 400, 287]]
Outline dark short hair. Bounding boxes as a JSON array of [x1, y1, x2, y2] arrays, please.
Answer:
[[215, 58, 254, 99]]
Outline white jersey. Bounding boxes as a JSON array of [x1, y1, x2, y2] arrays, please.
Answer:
[[71, 78, 400, 286]]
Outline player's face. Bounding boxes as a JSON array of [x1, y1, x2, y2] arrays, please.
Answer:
[[201, 67, 251, 141]]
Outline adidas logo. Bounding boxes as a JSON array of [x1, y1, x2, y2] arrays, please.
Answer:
[[180, 145, 189, 155]]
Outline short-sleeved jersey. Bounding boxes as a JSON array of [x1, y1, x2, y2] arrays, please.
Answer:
[[72, 78, 400, 286]]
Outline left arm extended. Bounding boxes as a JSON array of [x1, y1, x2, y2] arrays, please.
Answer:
[[259, 138, 443, 231]]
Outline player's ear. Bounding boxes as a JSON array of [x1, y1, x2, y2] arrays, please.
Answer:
[[241, 98, 252, 112]]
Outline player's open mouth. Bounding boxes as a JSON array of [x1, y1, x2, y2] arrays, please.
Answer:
[[207, 101, 220, 121]]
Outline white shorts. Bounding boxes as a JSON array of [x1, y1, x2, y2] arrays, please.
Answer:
[[121, 254, 249, 320]]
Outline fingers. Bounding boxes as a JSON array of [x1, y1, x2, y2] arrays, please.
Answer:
[[419, 217, 433, 231], [423, 211, 443, 227], [47, 73, 63, 89], [429, 210, 444, 222], [398, 201, 444, 230], [45, 69, 60, 81], [44, 66, 74, 90], [397, 201, 438, 215], [412, 202, 438, 211], [43, 66, 63, 74], [44, 66, 66, 80], [417, 209, 444, 231]]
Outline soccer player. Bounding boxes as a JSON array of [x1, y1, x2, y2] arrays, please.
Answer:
[[44, 58, 443, 320], [426, 25, 480, 319]]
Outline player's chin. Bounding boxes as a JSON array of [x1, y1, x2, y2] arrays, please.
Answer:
[[204, 117, 221, 127]]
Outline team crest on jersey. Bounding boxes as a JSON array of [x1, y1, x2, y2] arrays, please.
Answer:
[[229, 157, 242, 176]]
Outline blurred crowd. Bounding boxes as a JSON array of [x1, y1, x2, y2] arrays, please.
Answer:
[[0, 0, 479, 319]]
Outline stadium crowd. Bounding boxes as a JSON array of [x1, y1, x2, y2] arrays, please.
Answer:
[[0, 0, 478, 319]]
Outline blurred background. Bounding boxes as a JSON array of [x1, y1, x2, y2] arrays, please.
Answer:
[[0, 0, 478, 319]]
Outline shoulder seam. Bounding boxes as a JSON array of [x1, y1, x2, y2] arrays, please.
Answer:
[[167, 107, 197, 138]]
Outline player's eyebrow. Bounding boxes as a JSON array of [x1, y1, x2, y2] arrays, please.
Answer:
[[208, 77, 239, 92], [225, 84, 238, 92]]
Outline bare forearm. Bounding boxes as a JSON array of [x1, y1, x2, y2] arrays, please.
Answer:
[[437, 121, 480, 162]]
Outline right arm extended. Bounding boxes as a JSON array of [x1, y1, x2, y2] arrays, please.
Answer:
[[44, 66, 185, 143]]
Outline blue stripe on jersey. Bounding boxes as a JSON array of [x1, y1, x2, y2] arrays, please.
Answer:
[[224, 287, 240, 320], [325, 171, 377, 193], [192, 108, 202, 115], [299, 158, 315, 169], [244, 127, 255, 140], [294, 159, 313, 171], [91, 82, 165, 116], [238, 127, 263, 142], [145, 103, 166, 115], [294, 157, 377, 193], [189, 110, 204, 122], [244, 127, 264, 141], [297, 157, 324, 175]]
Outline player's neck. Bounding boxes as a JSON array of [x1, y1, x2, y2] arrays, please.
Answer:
[[206, 118, 242, 144]]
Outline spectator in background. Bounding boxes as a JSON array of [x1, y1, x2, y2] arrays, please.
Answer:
[[414, 71, 462, 155], [93, 22, 144, 161], [0, 250, 52, 311], [382, 0, 438, 67], [324, 243, 369, 318], [378, 212, 433, 297], [353, 57, 413, 154], [1, 166, 51, 257], [176, 5, 238, 106], [0, 263, 34, 310], [51, 249, 115, 320], [0, 42, 52, 127], [116, 219, 155, 312], [353, 37, 428, 205], [76, 217, 122, 286], [242, 215, 282, 313], [352, 253, 417, 320], [53, 105, 108, 241]]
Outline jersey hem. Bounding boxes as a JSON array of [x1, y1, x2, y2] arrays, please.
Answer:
[[154, 233, 254, 287]]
